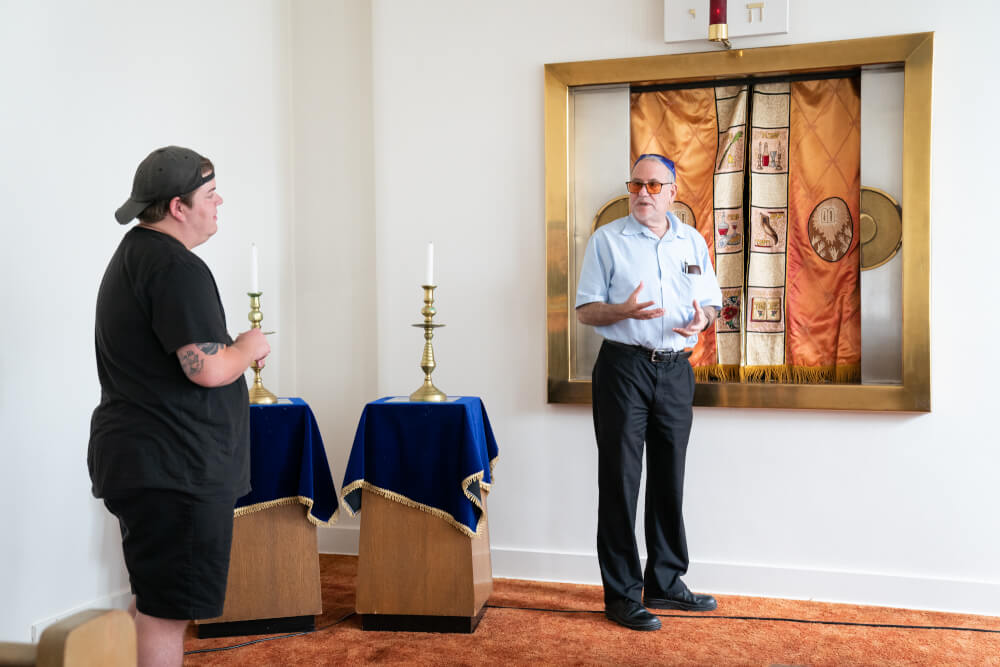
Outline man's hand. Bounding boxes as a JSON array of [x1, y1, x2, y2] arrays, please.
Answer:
[[176, 329, 271, 388], [621, 282, 665, 320], [673, 300, 717, 337], [577, 282, 664, 326]]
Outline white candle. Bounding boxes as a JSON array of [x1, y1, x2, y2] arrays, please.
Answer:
[[251, 243, 259, 293], [424, 241, 434, 286]]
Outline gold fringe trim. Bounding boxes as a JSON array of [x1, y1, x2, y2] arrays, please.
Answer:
[[740, 365, 792, 383], [693, 364, 740, 382], [234, 495, 340, 527], [461, 455, 499, 508], [835, 364, 861, 383], [461, 472, 485, 512], [340, 479, 489, 539], [486, 455, 497, 488], [740, 364, 862, 384]]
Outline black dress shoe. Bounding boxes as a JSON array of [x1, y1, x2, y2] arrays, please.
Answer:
[[644, 586, 717, 612], [605, 599, 661, 631]]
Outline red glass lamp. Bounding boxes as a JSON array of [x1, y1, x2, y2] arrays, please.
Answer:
[[709, 0, 731, 48]]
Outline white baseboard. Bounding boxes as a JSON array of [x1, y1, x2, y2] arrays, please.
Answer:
[[690, 560, 1000, 617], [490, 548, 1000, 617], [30, 589, 132, 642], [319, 537, 999, 617], [490, 547, 600, 585]]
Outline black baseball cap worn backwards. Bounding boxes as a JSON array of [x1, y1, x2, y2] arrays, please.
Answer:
[[115, 146, 215, 224]]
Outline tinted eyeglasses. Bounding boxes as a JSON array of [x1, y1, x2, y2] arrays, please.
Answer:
[[626, 180, 673, 195]]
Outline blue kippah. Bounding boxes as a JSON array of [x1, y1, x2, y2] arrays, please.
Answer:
[[632, 154, 676, 181]]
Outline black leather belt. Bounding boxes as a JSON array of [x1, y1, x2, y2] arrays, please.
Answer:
[[605, 340, 692, 363]]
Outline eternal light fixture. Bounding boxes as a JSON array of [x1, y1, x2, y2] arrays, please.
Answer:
[[708, 0, 732, 49]]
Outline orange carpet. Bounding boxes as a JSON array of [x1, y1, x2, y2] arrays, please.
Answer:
[[183, 555, 1000, 666]]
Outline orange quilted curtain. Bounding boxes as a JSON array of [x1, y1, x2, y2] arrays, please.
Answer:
[[785, 78, 861, 381]]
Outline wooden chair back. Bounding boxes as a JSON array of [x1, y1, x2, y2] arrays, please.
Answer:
[[0, 610, 135, 667]]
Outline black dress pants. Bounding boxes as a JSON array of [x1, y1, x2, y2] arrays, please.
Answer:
[[593, 340, 695, 605]]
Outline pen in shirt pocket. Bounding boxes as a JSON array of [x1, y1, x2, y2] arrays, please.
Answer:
[[682, 260, 702, 275]]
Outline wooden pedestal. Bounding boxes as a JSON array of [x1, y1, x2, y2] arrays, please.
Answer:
[[196, 502, 322, 638], [356, 489, 492, 632]]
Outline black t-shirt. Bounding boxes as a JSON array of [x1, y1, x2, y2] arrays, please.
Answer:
[[88, 226, 250, 500]]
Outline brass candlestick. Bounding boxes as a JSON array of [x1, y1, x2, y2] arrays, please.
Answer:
[[409, 285, 447, 402], [247, 292, 277, 405]]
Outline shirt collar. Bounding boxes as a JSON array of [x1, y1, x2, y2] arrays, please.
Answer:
[[622, 212, 689, 239]]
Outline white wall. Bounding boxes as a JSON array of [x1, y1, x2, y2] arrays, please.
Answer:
[[350, 0, 1000, 615], [0, 0, 294, 641], [288, 0, 376, 550]]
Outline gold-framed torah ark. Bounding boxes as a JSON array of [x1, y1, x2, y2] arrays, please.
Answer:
[[545, 33, 931, 412]]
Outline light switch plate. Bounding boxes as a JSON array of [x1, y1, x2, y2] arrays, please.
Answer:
[[664, 0, 789, 43]]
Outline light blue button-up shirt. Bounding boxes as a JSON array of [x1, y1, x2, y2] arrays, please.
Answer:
[[575, 213, 723, 350]]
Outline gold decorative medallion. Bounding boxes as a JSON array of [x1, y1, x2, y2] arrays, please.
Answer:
[[591, 195, 629, 233], [860, 186, 902, 270], [670, 201, 697, 228]]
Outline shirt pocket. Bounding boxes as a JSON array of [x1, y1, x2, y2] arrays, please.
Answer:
[[678, 271, 704, 300]]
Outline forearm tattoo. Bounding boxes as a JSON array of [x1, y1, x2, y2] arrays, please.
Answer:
[[179, 350, 204, 377], [180, 342, 223, 378]]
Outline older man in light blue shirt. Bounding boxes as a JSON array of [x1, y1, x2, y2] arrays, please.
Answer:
[[576, 154, 721, 632]]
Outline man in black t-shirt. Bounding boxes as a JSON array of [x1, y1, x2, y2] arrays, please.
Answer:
[[89, 146, 270, 667]]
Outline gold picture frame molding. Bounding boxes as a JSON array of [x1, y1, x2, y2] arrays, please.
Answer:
[[545, 33, 932, 411]]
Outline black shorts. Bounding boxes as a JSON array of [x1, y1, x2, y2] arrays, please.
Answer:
[[104, 490, 236, 620]]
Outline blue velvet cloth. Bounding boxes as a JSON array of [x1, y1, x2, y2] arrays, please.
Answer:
[[235, 397, 339, 525], [341, 397, 499, 536]]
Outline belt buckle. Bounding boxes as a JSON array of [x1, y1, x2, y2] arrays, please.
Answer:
[[650, 348, 673, 363]]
